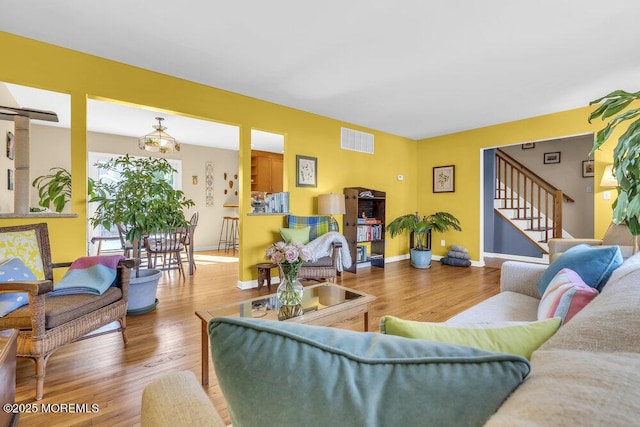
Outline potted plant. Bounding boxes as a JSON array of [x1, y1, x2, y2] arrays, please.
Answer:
[[89, 155, 195, 313], [31, 167, 72, 213], [387, 211, 461, 269], [589, 90, 640, 253]]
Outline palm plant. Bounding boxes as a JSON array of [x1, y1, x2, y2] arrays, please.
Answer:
[[388, 212, 462, 250], [589, 90, 640, 252]]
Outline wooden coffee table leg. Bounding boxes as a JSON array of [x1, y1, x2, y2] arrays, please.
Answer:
[[364, 311, 369, 332], [201, 319, 209, 386]]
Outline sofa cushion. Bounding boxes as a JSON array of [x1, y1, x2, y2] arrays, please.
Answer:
[[0, 229, 45, 279], [447, 291, 540, 323], [381, 315, 560, 359], [0, 258, 35, 316], [279, 226, 310, 244], [536, 244, 622, 295], [486, 350, 640, 427], [209, 317, 530, 427], [286, 215, 329, 241], [537, 268, 599, 325], [2, 287, 122, 329]]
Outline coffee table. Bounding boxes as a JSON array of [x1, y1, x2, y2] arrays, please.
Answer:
[[195, 283, 376, 385]]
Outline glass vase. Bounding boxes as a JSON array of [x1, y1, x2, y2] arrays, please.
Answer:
[[276, 272, 304, 320]]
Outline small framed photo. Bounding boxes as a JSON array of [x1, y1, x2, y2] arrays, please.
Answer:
[[7, 169, 14, 191], [544, 152, 561, 164], [433, 165, 455, 193], [296, 155, 317, 188], [6, 131, 14, 160], [521, 142, 535, 150], [582, 160, 595, 177]]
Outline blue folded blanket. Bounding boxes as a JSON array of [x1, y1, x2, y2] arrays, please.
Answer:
[[50, 255, 125, 296], [447, 250, 471, 260]]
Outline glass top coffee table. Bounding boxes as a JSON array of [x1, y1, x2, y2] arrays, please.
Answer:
[[195, 282, 376, 385]]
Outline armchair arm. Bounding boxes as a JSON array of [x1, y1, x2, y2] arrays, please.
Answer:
[[500, 261, 547, 299], [548, 238, 603, 254]]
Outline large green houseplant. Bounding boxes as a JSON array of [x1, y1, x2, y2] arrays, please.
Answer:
[[387, 211, 461, 268], [89, 155, 194, 312], [31, 167, 72, 213], [589, 90, 640, 253]]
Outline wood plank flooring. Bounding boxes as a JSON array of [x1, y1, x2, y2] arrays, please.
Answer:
[[13, 252, 501, 426]]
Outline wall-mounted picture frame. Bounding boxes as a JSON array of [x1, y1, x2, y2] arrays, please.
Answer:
[[433, 165, 455, 193], [296, 155, 317, 187], [6, 131, 14, 160], [7, 169, 14, 191], [582, 160, 595, 177], [544, 152, 561, 164], [521, 142, 535, 150]]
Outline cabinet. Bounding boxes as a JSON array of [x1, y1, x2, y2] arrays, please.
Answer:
[[251, 150, 283, 193], [343, 187, 385, 273], [0, 329, 18, 427]]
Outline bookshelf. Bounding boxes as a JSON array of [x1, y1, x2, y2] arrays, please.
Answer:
[[343, 187, 386, 273]]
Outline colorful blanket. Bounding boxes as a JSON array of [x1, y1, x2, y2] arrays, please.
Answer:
[[50, 255, 125, 296]]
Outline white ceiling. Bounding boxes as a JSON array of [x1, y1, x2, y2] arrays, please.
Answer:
[[2, 1, 640, 141]]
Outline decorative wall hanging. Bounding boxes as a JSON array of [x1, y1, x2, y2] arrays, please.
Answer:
[[433, 165, 455, 193], [521, 142, 535, 150], [296, 155, 317, 187], [6, 131, 14, 160], [205, 161, 214, 207], [544, 152, 561, 164], [582, 160, 594, 177], [7, 169, 14, 190]]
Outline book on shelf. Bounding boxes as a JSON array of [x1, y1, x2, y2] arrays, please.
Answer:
[[369, 253, 383, 260], [357, 218, 382, 225], [264, 192, 289, 214], [356, 246, 367, 262], [356, 224, 383, 242]]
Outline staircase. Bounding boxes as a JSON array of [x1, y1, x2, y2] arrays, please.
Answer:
[[494, 149, 574, 254]]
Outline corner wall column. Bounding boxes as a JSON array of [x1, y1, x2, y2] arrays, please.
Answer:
[[13, 115, 30, 215]]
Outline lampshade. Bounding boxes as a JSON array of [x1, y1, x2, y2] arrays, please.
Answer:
[[318, 194, 346, 215], [138, 117, 180, 153], [600, 164, 618, 188]]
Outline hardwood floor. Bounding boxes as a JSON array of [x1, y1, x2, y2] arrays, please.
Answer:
[[13, 252, 501, 426]]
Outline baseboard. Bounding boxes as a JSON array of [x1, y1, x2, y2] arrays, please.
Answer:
[[237, 278, 282, 290], [386, 253, 483, 267], [484, 252, 549, 265]]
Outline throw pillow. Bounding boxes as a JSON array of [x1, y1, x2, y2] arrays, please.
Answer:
[[538, 268, 599, 324], [0, 257, 36, 316], [0, 229, 45, 279], [380, 315, 561, 360], [279, 226, 310, 244], [536, 244, 622, 296], [209, 317, 530, 427]]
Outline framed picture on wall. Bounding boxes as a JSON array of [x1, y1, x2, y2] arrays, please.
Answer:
[[521, 142, 535, 150], [544, 152, 561, 164], [296, 155, 317, 187], [433, 165, 455, 193], [582, 160, 595, 177], [6, 131, 14, 160], [7, 169, 13, 190]]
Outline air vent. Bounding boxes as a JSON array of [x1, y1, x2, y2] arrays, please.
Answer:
[[341, 127, 374, 154]]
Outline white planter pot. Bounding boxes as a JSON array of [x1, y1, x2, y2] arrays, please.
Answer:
[[410, 248, 432, 269], [127, 269, 162, 315]]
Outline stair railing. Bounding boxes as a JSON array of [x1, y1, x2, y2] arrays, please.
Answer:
[[495, 149, 570, 242]]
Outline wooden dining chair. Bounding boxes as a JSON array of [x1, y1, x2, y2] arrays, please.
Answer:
[[143, 229, 188, 278]]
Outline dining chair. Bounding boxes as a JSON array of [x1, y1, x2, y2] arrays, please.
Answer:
[[183, 211, 199, 274], [143, 229, 188, 278]]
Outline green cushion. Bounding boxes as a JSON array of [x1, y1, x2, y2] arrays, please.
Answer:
[[380, 316, 561, 360], [279, 226, 310, 244], [536, 244, 622, 295], [209, 317, 530, 427]]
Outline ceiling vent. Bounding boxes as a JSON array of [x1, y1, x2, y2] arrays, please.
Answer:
[[341, 127, 374, 154]]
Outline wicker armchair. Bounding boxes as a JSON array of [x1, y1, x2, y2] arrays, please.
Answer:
[[0, 223, 136, 400]]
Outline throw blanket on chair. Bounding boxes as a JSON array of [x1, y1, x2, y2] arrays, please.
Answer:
[[50, 255, 125, 296], [305, 232, 352, 271]]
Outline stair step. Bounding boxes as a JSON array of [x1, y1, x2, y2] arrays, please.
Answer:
[[527, 227, 552, 232]]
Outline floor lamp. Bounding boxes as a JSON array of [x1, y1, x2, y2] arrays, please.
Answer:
[[318, 194, 346, 232]]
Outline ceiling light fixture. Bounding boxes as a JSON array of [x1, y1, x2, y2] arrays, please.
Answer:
[[138, 117, 180, 153]]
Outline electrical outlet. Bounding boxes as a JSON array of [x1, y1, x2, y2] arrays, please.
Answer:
[[603, 190, 611, 200], [440, 239, 446, 247]]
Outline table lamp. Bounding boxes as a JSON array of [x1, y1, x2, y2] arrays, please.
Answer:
[[318, 193, 346, 232]]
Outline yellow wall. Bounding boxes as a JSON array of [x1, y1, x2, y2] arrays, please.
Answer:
[[0, 32, 417, 281], [417, 107, 615, 260]]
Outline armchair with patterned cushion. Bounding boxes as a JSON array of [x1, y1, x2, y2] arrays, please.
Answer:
[[0, 223, 135, 400], [280, 215, 351, 282]]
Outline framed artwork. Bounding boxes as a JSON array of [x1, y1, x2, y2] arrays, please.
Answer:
[[521, 142, 535, 150], [582, 160, 595, 177], [7, 169, 13, 191], [6, 131, 14, 160], [296, 155, 317, 187], [544, 152, 561, 164], [205, 161, 214, 206], [433, 165, 455, 193]]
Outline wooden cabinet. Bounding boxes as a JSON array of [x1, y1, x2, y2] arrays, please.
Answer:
[[0, 329, 18, 427], [251, 150, 283, 193], [343, 187, 385, 273]]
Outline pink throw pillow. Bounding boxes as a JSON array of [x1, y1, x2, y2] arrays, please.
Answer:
[[538, 268, 599, 324]]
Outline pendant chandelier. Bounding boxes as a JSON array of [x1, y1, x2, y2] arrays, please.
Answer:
[[138, 117, 180, 153]]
